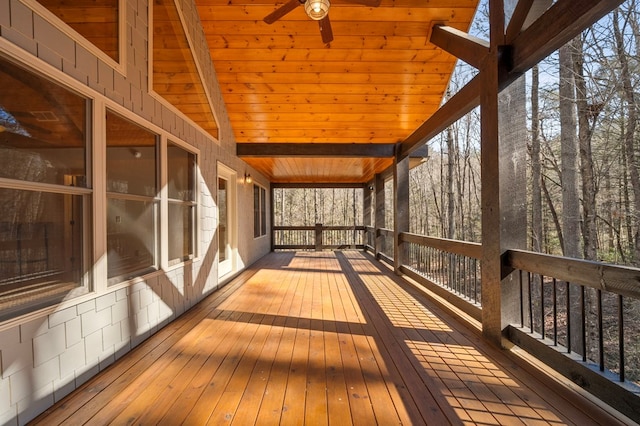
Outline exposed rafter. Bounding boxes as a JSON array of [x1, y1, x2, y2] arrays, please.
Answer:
[[510, 0, 625, 73], [399, 76, 480, 159], [430, 25, 489, 69], [399, 0, 624, 160]]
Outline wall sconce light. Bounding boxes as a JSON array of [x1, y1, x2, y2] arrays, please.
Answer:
[[244, 173, 252, 184]]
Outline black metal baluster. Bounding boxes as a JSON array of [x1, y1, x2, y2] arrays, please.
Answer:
[[553, 278, 558, 346], [540, 274, 545, 339], [597, 289, 604, 372], [619, 294, 625, 382], [567, 281, 571, 354], [528, 272, 533, 333], [520, 270, 524, 328], [581, 286, 587, 362]]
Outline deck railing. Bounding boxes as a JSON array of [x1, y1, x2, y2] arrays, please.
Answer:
[[374, 229, 640, 419], [273, 224, 365, 251], [503, 249, 640, 417], [377, 227, 394, 263], [401, 233, 482, 314]]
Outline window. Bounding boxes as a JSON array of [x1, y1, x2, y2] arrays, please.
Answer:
[[0, 56, 90, 320], [167, 142, 196, 265], [253, 185, 266, 238], [106, 111, 158, 285], [36, 0, 120, 63]]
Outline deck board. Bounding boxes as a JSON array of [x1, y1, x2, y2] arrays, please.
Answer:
[[32, 251, 626, 425]]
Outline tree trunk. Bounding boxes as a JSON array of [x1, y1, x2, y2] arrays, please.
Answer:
[[531, 64, 543, 253], [560, 42, 583, 355], [573, 35, 598, 261], [447, 126, 456, 240], [559, 44, 581, 259], [614, 8, 640, 265]]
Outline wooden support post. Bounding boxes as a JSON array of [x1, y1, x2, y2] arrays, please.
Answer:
[[481, 0, 529, 347], [480, 0, 505, 346], [315, 223, 323, 251], [498, 75, 528, 332], [374, 173, 385, 259], [363, 181, 373, 250], [394, 154, 410, 274], [270, 185, 275, 252]]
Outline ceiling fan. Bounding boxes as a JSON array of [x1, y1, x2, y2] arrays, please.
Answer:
[[263, 0, 381, 44]]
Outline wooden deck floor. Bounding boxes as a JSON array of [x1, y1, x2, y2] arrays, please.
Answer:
[[33, 251, 625, 425]]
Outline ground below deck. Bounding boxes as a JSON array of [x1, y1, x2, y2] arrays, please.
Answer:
[[32, 251, 625, 425]]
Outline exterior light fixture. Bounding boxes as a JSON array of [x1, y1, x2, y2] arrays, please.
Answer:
[[244, 173, 253, 184], [304, 0, 330, 20]]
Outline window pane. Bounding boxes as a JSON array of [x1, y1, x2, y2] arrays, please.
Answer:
[[37, 0, 120, 62], [107, 198, 157, 282], [0, 58, 88, 187], [253, 185, 260, 238], [167, 143, 195, 201], [168, 203, 194, 263], [106, 111, 157, 196], [0, 188, 86, 319], [260, 187, 266, 236], [218, 178, 227, 262]]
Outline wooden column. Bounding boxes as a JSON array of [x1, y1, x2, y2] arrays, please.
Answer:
[[498, 75, 528, 330], [363, 181, 373, 251], [270, 185, 275, 252], [480, 0, 505, 346], [374, 173, 385, 259], [393, 154, 410, 274], [315, 223, 323, 251], [481, 0, 529, 346]]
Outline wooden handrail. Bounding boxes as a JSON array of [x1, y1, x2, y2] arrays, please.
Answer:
[[400, 232, 482, 260], [505, 249, 640, 300], [273, 224, 366, 251], [273, 225, 365, 231]]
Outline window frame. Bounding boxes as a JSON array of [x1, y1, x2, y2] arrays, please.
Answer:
[[0, 52, 94, 321], [22, 0, 126, 74], [253, 184, 267, 239], [166, 140, 198, 267], [105, 109, 161, 286]]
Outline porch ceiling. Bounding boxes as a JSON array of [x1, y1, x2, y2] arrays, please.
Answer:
[[192, 0, 479, 183]]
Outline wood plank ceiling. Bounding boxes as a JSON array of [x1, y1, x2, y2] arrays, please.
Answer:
[[193, 0, 479, 182]]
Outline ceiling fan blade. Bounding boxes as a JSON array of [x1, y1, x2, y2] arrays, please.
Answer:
[[319, 16, 333, 44], [264, 0, 301, 24]]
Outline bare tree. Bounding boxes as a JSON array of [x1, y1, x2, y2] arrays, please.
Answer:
[[613, 7, 640, 265]]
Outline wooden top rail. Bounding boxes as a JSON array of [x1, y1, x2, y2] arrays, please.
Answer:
[[274, 225, 365, 231], [400, 232, 482, 260], [505, 249, 640, 300], [273, 226, 315, 231], [378, 228, 393, 236]]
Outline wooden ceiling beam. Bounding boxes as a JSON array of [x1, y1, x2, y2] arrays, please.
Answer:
[[237, 143, 397, 157], [399, 75, 480, 159], [510, 0, 624, 73], [272, 182, 367, 188], [505, 0, 534, 44], [430, 25, 489, 69]]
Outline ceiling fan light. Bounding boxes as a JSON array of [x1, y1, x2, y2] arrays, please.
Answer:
[[304, 0, 330, 20]]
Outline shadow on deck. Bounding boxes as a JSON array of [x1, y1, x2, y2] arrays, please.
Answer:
[[32, 251, 628, 425]]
